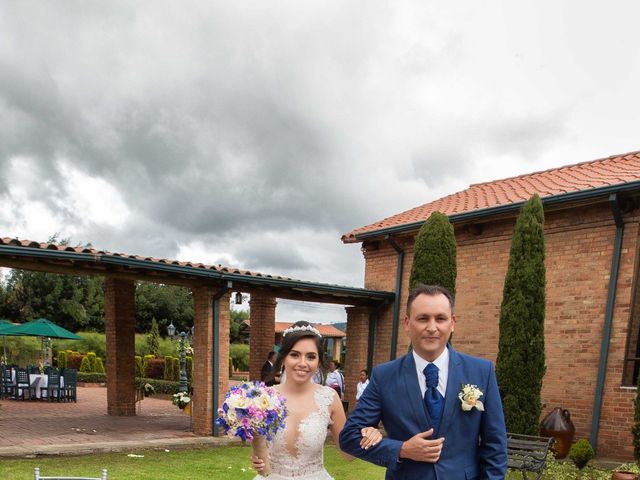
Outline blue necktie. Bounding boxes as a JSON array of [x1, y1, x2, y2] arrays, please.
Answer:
[[423, 363, 444, 430]]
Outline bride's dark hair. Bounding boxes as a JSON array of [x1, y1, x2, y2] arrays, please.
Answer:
[[266, 320, 325, 384]]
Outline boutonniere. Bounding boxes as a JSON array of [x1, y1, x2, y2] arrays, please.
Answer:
[[458, 384, 484, 411]]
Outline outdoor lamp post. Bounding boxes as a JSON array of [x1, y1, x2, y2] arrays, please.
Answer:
[[167, 322, 193, 393]]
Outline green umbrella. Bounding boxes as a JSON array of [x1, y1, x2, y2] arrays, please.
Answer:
[[8, 318, 81, 340], [0, 319, 19, 335], [6, 318, 81, 366]]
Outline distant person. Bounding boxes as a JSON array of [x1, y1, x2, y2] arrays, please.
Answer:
[[260, 351, 277, 386], [312, 367, 324, 385], [355, 369, 369, 403], [325, 360, 345, 399]]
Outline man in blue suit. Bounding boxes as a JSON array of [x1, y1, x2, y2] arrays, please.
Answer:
[[340, 284, 507, 479]]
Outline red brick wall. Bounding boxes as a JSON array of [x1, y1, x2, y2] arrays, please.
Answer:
[[104, 277, 136, 416], [249, 293, 277, 382], [345, 306, 370, 408], [360, 202, 640, 459], [192, 287, 230, 436]]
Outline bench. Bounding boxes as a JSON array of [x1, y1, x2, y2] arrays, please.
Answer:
[[507, 432, 554, 480]]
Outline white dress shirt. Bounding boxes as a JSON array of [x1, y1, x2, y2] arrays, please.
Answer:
[[355, 379, 369, 400], [412, 348, 449, 398]]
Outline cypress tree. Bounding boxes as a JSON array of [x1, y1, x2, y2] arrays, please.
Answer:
[[146, 318, 160, 357], [79, 355, 92, 373], [409, 211, 457, 295], [495, 194, 546, 435]]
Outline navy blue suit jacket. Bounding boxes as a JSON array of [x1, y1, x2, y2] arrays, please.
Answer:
[[339, 347, 507, 479]]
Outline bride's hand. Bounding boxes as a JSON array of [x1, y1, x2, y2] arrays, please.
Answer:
[[359, 426, 382, 450], [251, 455, 265, 473]]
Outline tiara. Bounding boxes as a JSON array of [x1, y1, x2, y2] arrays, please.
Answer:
[[282, 324, 322, 338]]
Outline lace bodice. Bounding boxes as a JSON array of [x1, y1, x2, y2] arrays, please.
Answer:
[[256, 386, 335, 480]]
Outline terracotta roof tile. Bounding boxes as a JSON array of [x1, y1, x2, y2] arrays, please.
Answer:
[[274, 321, 346, 338], [343, 150, 640, 242], [0, 236, 300, 282]]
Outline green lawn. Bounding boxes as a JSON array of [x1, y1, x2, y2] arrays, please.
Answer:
[[0, 445, 386, 480], [0, 444, 636, 479]]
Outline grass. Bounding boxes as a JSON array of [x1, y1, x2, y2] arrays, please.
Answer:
[[0, 444, 387, 480], [1, 444, 637, 479]]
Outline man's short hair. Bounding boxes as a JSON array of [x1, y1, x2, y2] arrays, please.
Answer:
[[268, 351, 276, 359], [406, 284, 455, 316]]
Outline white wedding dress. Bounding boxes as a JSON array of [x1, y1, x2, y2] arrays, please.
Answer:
[[254, 386, 335, 480]]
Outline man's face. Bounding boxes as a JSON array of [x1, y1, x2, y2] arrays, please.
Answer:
[[328, 361, 336, 371], [404, 292, 456, 362]]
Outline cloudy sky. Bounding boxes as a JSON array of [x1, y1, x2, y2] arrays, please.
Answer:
[[1, 1, 639, 324]]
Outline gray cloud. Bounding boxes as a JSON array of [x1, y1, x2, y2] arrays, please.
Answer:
[[1, 1, 639, 327]]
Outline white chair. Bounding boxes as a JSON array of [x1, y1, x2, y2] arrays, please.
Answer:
[[34, 467, 107, 480]]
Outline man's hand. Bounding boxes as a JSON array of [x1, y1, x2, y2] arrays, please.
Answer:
[[399, 429, 445, 463]]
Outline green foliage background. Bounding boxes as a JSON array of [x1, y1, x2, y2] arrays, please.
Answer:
[[495, 194, 546, 435]]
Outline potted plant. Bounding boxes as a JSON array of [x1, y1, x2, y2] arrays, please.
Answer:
[[172, 391, 191, 415]]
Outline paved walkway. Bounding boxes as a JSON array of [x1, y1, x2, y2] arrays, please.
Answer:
[[0, 387, 234, 457]]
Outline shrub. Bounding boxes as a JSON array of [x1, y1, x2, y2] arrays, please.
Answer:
[[57, 351, 67, 369], [569, 439, 594, 469], [134, 356, 143, 377], [164, 356, 175, 381], [171, 357, 179, 382], [135, 334, 175, 357], [146, 318, 160, 356], [55, 332, 106, 359], [142, 354, 155, 377], [3, 336, 41, 366], [134, 377, 181, 395], [229, 344, 249, 371], [144, 358, 166, 379], [79, 356, 92, 373], [77, 372, 106, 383], [93, 356, 105, 374], [408, 211, 457, 295], [495, 194, 546, 435], [186, 355, 192, 383], [67, 354, 85, 370], [86, 352, 97, 371]]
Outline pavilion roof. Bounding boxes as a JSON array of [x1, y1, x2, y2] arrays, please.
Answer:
[[0, 237, 394, 306]]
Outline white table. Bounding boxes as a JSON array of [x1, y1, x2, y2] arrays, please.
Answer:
[[30, 373, 64, 399]]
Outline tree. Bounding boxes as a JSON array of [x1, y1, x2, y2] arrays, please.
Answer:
[[146, 318, 161, 357], [135, 282, 193, 333], [230, 308, 249, 343], [495, 194, 546, 435], [409, 211, 457, 295]]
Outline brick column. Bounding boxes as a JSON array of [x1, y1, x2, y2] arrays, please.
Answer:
[[345, 306, 370, 409], [192, 287, 230, 436], [249, 293, 277, 381], [104, 278, 136, 416]]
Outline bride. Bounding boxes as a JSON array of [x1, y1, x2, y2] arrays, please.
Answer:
[[251, 321, 381, 480]]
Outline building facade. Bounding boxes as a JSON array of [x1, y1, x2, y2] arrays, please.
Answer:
[[342, 152, 640, 459]]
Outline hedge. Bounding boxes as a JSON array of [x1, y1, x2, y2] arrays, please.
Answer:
[[77, 373, 181, 395], [145, 358, 166, 379]]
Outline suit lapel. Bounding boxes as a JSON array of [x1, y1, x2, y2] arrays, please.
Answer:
[[402, 353, 431, 431], [438, 346, 462, 436]]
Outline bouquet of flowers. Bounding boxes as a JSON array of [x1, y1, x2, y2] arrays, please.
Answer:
[[216, 381, 287, 476], [172, 391, 191, 409]]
